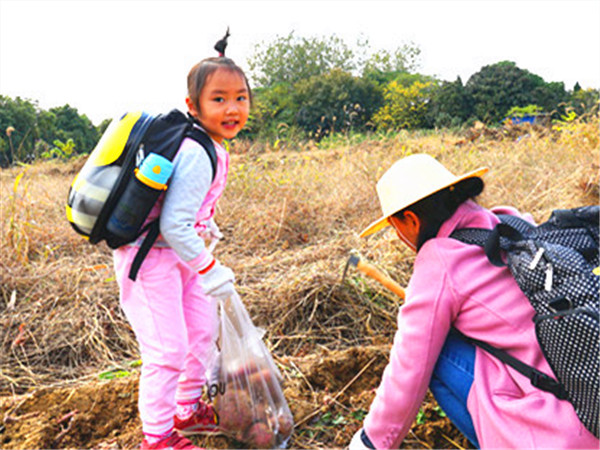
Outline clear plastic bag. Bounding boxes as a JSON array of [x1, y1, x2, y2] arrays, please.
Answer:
[[206, 292, 294, 449]]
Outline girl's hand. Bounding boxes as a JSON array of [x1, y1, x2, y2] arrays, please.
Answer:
[[199, 259, 235, 301], [349, 429, 375, 449], [207, 280, 237, 303], [200, 218, 224, 252]]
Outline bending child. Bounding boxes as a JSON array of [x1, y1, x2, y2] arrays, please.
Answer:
[[349, 154, 598, 449], [113, 33, 251, 450]]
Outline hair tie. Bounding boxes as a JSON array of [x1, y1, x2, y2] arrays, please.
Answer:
[[214, 27, 230, 57]]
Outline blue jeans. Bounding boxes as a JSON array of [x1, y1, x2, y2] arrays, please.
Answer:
[[429, 329, 480, 448]]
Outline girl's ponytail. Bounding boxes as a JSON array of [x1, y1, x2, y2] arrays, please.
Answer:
[[214, 27, 230, 57]]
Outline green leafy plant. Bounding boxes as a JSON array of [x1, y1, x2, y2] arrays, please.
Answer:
[[351, 409, 368, 422], [41, 138, 75, 160], [316, 411, 347, 427], [98, 369, 131, 380], [506, 104, 543, 118], [415, 405, 447, 425], [416, 408, 426, 425], [434, 405, 447, 418]]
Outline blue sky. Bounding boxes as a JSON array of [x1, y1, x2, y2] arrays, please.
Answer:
[[1, 0, 599, 125]]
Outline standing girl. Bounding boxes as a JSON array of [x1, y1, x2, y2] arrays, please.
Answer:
[[113, 34, 251, 450]]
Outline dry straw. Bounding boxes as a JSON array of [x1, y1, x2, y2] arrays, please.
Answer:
[[1, 117, 598, 449]]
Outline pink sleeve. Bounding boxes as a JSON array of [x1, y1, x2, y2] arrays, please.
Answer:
[[363, 243, 459, 449]]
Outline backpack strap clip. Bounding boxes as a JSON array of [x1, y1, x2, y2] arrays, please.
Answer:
[[530, 371, 569, 400], [484, 222, 525, 267]]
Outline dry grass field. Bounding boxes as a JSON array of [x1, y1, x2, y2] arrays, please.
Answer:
[[1, 118, 598, 449]]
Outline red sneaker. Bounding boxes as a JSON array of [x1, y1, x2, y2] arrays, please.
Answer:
[[140, 431, 202, 449], [174, 401, 219, 436]]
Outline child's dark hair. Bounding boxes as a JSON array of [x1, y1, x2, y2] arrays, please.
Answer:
[[187, 30, 252, 112], [393, 177, 484, 250]]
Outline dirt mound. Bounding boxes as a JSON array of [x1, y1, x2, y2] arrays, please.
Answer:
[[1, 376, 140, 449], [453, 120, 551, 146], [1, 346, 470, 449]]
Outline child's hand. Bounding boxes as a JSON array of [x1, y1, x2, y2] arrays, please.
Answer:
[[207, 279, 237, 302], [199, 259, 235, 301], [200, 218, 224, 241], [349, 429, 375, 449], [200, 218, 224, 252]]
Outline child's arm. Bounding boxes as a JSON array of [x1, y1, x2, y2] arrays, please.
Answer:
[[160, 139, 237, 301], [160, 139, 214, 271]]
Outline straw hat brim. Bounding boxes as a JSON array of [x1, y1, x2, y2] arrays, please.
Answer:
[[360, 166, 489, 238]]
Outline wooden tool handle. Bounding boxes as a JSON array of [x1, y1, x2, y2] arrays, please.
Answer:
[[356, 259, 406, 299]]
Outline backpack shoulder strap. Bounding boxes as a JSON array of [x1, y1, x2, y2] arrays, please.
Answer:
[[183, 112, 217, 182], [455, 330, 569, 400], [450, 214, 533, 267], [126, 111, 218, 281], [151, 109, 218, 181], [128, 221, 160, 281], [185, 126, 217, 182]]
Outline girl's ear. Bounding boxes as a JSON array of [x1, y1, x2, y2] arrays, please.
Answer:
[[185, 97, 199, 118], [389, 211, 420, 252], [403, 210, 421, 233]]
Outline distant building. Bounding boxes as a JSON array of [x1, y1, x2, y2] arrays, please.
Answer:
[[504, 113, 551, 127]]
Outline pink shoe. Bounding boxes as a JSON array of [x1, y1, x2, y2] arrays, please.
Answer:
[[140, 431, 202, 449], [174, 401, 219, 436]]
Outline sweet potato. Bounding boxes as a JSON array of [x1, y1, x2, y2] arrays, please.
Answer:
[[277, 412, 294, 439], [215, 388, 254, 434], [245, 421, 275, 449]]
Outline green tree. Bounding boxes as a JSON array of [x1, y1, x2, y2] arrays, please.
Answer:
[[248, 32, 421, 88], [569, 87, 599, 116], [361, 42, 421, 77], [244, 83, 301, 140], [372, 79, 434, 130], [50, 104, 99, 154], [248, 32, 355, 88], [36, 109, 58, 152], [426, 76, 472, 128], [531, 81, 568, 115], [0, 96, 103, 166], [246, 32, 423, 139], [292, 68, 382, 137], [0, 96, 38, 165], [465, 61, 568, 123], [98, 118, 113, 136]]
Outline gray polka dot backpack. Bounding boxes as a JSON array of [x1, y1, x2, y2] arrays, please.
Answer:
[[451, 205, 599, 438]]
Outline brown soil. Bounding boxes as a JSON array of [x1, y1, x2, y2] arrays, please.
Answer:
[[0, 345, 470, 449]]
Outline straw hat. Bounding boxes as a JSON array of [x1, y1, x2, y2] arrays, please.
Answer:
[[360, 154, 488, 237]]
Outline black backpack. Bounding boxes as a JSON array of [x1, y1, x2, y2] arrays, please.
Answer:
[[66, 109, 217, 281], [451, 206, 599, 437]]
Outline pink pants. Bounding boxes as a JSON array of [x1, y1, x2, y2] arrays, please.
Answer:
[[113, 246, 217, 436]]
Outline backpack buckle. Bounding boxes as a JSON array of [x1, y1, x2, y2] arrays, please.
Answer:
[[548, 296, 572, 313], [531, 371, 569, 399]]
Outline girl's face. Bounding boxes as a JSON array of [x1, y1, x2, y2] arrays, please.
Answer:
[[186, 68, 250, 144]]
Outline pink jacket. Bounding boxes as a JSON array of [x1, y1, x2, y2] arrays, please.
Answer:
[[363, 201, 598, 449], [136, 131, 229, 272]]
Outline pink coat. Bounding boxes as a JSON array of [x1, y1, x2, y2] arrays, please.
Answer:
[[363, 201, 598, 449], [141, 134, 230, 271]]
